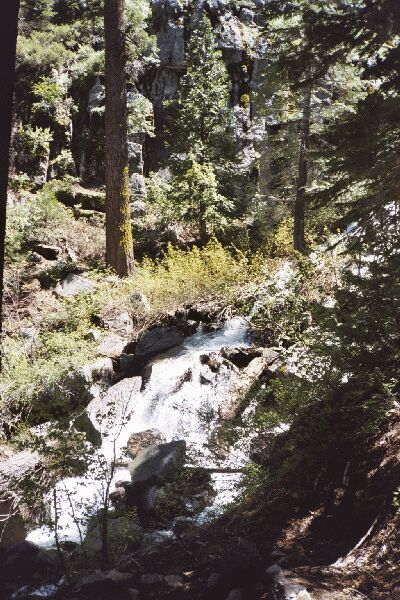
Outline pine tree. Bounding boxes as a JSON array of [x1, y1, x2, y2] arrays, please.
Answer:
[[104, 0, 134, 276], [257, 0, 363, 252], [166, 15, 234, 241], [169, 15, 232, 165]]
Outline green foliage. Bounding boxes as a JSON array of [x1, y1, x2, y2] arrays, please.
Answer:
[[127, 94, 154, 137], [172, 161, 234, 238], [17, 26, 76, 73], [14, 124, 53, 160], [8, 172, 33, 193], [255, 0, 367, 239], [51, 149, 76, 177], [0, 330, 94, 428], [5, 183, 69, 260], [166, 15, 233, 165], [32, 77, 75, 127], [20, 0, 54, 31], [240, 94, 251, 109]]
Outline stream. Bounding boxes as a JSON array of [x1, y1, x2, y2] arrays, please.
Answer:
[[27, 317, 251, 547]]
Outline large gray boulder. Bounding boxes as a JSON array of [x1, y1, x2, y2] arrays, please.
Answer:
[[135, 326, 185, 359], [128, 440, 186, 486], [0, 450, 42, 549], [55, 273, 96, 298]]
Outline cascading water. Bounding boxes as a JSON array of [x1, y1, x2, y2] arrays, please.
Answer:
[[27, 317, 251, 547]]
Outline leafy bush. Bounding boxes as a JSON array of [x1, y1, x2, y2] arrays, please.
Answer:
[[0, 330, 94, 431], [5, 184, 68, 260], [8, 172, 33, 193]]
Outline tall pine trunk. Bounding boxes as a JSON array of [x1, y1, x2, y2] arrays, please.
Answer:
[[293, 79, 312, 254], [104, 0, 134, 276], [0, 0, 20, 365]]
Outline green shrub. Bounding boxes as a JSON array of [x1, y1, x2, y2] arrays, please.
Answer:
[[5, 183, 69, 260], [8, 172, 33, 193], [0, 330, 94, 429]]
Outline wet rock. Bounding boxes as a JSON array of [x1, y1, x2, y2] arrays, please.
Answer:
[[126, 429, 167, 458], [110, 485, 126, 504], [219, 353, 271, 421], [140, 573, 164, 585], [265, 564, 310, 600], [128, 440, 187, 486], [221, 346, 265, 368], [0, 541, 56, 582], [72, 411, 102, 447], [226, 590, 243, 600], [135, 326, 185, 359], [139, 362, 153, 391], [75, 569, 133, 599], [87, 377, 142, 430], [33, 244, 62, 261], [117, 353, 144, 377], [165, 574, 183, 588], [55, 273, 96, 298]]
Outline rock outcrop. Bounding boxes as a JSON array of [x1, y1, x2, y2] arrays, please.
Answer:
[[142, 0, 269, 173]]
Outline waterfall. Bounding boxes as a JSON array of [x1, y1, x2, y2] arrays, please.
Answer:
[[27, 317, 251, 547]]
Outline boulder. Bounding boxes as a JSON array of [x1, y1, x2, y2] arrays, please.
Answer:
[[128, 440, 186, 486], [0, 541, 56, 582], [75, 569, 133, 599], [141, 573, 164, 585], [265, 564, 310, 600], [33, 244, 62, 261], [81, 357, 114, 383], [219, 350, 276, 421], [97, 332, 129, 358], [57, 183, 106, 212], [130, 291, 151, 312], [72, 411, 102, 447], [117, 353, 144, 377], [135, 326, 185, 359], [87, 377, 142, 433], [165, 574, 183, 588], [82, 517, 143, 559], [125, 429, 167, 458], [55, 273, 96, 298], [221, 347, 264, 368], [102, 310, 134, 335]]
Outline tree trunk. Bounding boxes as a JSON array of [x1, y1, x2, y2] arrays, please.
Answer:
[[293, 79, 312, 254], [104, 0, 134, 276], [0, 0, 20, 367]]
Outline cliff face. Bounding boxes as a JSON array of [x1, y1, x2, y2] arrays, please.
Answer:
[[81, 1, 268, 200], [142, 0, 268, 174]]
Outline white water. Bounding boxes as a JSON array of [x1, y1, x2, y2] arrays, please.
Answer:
[[27, 317, 251, 547]]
